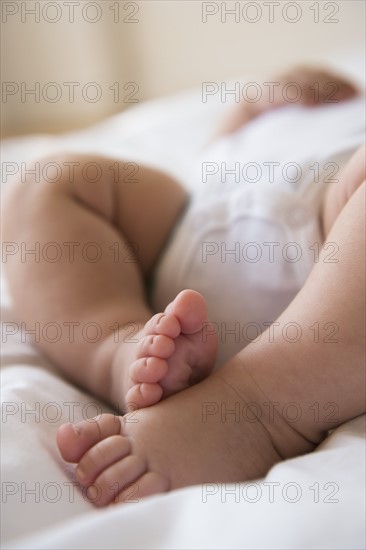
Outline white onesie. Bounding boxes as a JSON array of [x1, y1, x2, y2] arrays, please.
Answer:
[[151, 98, 365, 369]]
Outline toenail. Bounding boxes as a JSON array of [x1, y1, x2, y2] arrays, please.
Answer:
[[87, 484, 99, 501], [72, 422, 82, 435], [76, 464, 85, 481], [156, 314, 165, 325]]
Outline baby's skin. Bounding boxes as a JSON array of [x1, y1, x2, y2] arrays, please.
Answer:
[[109, 290, 217, 410], [3, 67, 364, 507], [58, 289, 314, 506], [57, 149, 365, 506]]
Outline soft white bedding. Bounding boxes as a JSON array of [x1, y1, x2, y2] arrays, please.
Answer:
[[1, 57, 366, 549]]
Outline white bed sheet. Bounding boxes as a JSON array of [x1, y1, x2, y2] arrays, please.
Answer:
[[1, 57, 366, 549]]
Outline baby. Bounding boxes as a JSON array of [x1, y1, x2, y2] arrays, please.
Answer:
[[3, 67, 365, 506]]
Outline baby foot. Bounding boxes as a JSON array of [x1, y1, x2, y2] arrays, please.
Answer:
[[57, 359, 315, 507], [111, 289, 217, 411]]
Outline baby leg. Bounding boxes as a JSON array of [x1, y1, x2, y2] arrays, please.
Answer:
[[2, 155, 217, 409], [57, 169, 365, 505]]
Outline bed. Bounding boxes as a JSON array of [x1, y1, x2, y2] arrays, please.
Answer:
[[1, 53, 365, 549]]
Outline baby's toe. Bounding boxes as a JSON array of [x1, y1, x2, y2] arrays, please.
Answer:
[[165, 289, 208, 334], [137, 334, 175, 359], [76, 435, 131, 485], [129, 357, 168, 384], [125, 382, 163, 409], [57, 414, 121, 463], [144, 312, 181, 339], [89, 454, 147, 507]]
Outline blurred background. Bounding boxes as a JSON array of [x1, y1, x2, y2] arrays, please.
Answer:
[[1, 0, 365, 138]]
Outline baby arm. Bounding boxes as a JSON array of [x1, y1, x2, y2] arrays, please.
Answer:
[[215, 66, 359, 138]]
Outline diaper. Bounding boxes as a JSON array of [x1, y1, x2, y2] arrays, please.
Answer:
[[151, 100, 365, 369]]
